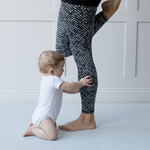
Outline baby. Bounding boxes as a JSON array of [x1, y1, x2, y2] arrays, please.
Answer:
[[23, 50, 92, 141]]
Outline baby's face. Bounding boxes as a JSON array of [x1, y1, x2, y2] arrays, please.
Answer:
[[54, 60, 65, 77]]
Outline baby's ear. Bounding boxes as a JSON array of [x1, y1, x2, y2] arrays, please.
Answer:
[[49, 68, 54, 75]]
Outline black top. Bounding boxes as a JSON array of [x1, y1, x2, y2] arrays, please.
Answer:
[[61, 0, 102, 6]]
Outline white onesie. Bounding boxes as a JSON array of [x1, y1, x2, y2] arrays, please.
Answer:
[[32, 75, 64, 125]]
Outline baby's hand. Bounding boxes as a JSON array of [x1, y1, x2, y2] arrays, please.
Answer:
[[80, 76, 92, 87]]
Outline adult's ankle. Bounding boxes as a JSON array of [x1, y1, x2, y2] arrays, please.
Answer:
[[80, 113, 94, 121]]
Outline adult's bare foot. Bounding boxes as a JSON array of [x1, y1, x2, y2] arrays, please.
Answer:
[[102, 0, 121, 19], [23, 125, 35, 137], [58, 113, 96, 131]]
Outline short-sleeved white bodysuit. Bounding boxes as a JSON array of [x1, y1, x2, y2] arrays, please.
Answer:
[[32, 75, 64, 125]]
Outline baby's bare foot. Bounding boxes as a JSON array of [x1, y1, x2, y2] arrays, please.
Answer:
[[27, 121, 33, 129], [23, 125, 35, 137]]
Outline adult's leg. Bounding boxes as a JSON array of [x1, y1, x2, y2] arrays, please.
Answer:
[[93, 0, 121, 35], [59, 2, 97, 131], [56, 2, 112, 57], [56, 3, 72, 57], [56, 0, 121, 58], [102, 0, 121, 19], [93, 12, 108, 36], [59, 0, 121, 131]]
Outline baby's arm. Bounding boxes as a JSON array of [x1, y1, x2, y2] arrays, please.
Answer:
[[63, 89, 79, 94], [59, 76, 92, 92]]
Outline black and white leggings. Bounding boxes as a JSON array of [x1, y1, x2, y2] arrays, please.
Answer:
[[56, 2, 108, 114]]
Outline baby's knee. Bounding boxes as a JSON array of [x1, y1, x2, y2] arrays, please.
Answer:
[[47, 134, 58, 141]]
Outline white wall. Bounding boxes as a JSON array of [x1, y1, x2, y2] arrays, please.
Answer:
[[0, 0, 57, 102], [0, 0, 150, 103]]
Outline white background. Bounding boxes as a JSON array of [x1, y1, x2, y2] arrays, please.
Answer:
[[0, 0, 150, 102]]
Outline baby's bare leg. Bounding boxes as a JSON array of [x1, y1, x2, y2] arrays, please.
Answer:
[[32, 119, 57, 141]]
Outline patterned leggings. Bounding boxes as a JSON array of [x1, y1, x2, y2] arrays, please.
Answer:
[[56, 2, 108, 114]]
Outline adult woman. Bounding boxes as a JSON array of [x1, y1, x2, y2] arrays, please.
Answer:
[[56, 0, 121, 131]]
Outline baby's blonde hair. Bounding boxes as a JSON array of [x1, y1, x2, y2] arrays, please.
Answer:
[[38, 50, 64, 74]]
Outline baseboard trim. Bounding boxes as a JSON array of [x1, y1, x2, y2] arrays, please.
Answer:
[[0, 88, 150, 102]]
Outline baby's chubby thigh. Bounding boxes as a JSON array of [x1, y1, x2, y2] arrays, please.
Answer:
[[40, 118, 58, 140]]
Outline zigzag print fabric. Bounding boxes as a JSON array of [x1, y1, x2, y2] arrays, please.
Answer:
[[56, 2, 108, 114]]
